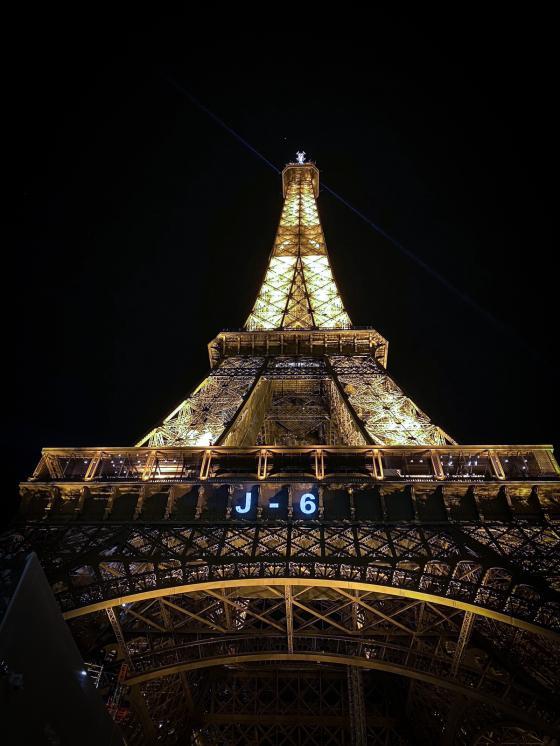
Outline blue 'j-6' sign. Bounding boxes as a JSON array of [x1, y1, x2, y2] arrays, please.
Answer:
[[231, 486, 319, 518]]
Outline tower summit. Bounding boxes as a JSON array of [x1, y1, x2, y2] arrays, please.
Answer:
[[246, 159, 351, 330], [7, 158, 560, 745]]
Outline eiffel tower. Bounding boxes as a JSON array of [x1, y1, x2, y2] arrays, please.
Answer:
[[4, 156, 560, 745]]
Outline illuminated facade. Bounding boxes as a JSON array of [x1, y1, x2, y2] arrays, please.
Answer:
[[5, 160, 560, 744]]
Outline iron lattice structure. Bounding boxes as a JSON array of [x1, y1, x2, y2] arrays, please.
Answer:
[[6, 160, 560, 744]]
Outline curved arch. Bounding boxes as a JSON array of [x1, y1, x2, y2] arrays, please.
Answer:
[[63, 577, 560, 639], [123, 652, 559, 738]]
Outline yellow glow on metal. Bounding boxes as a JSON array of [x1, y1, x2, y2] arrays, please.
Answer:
[[247, 256, 297, 329], [136, 358, 264, 447], [246, 164, 351, 330], [137, 164, 453, 447], [331, 356, 455, 446], [61, 577, 560, 640]]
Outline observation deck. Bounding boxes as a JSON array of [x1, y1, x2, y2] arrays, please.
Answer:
[[21, 444, 560, 524]]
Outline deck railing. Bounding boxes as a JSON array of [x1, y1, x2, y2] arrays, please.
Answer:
[[29, 445, 560, 484]]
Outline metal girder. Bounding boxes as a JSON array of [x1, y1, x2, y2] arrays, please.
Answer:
[[10, 520, 558, 635], [347, 666, 367, 746], [193, 666, 406, 746], [207, 329, 389, 369], [451, 611, 475, 676], [106, 607, 135, 672], [160, 597, 227, 634], [285, 584, 294, 654], [105, 608, 158, 742], [329, 355, 455, 446], [158, 599, 195, 714], [69, 584, 558, 739], [245, 164, 351, 331], [9, 159, 560, 745], [134, 353, 455, 449], [121, 651, 559, 735], [136, 357, 266, 448]]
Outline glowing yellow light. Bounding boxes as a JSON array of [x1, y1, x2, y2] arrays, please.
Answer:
[[246, 165, 350, 331], [188, 430, 214, 447]]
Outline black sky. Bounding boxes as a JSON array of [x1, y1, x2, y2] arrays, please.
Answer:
[[12, 45, 558, 524]]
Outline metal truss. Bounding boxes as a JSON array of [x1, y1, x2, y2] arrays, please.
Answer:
[[260, 379, 335, 446], [137, 357, 265, 448], [8, 159, 560, 744], [347, 666, 367, 746], [190, 667, 408, 746], [142, 157, 455, 450], [326, 375, 370, 446], [245, 163, 351, 331], [330, 355, 455, 446], [4, 519, 560, 633], [135, 370, 448, 467], [207, 329, 389, 369], [59, 583, 559, 743], [136, 353, 456, 449]]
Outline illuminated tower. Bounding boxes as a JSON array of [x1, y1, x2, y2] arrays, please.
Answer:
[[137, 159, 452, 452], [5, 157, 560, 745]]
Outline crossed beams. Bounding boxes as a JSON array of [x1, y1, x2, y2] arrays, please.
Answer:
[[193, 668, 407, 746], [137, 357, 265, 448], [8, 520, 558, 633], [245, 165, 351, 331], [134, 354, 455, 448], [330, 356, 455, 446], [90, 585, 559, 739]]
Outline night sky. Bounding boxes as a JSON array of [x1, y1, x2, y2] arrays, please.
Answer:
[[13, 51, 558, 526]]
